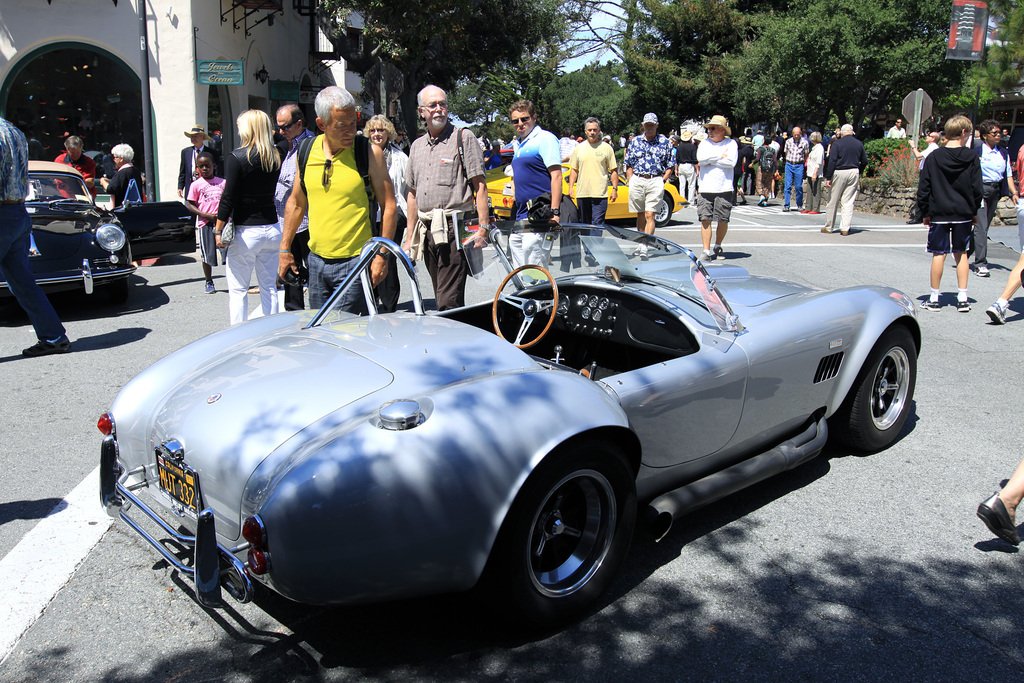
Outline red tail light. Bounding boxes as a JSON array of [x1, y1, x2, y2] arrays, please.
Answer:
[[242, 515, 266, 547], [97, 412, 114, 436], [247, 548, 270, 575]]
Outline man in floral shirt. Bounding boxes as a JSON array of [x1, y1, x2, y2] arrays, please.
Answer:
[[624, 113, 674, 244]]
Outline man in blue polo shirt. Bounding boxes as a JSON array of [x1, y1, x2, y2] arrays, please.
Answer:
[[509, 99, 561, 267]]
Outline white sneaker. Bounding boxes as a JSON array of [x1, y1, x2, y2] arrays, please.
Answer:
[[987, 301, 1008, 324], [699, 249, 715, 262], [976, 265, 990, 277]]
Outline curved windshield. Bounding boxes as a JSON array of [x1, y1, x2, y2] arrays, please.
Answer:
[[26, 173, 92, 204]]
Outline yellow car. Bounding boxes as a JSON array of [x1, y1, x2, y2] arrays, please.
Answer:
[[486, 164, 686, 228]]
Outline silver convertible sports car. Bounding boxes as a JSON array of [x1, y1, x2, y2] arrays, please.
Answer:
[[99, 222, 919, 625]]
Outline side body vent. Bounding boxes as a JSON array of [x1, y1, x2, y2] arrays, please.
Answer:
[[814, 352, 844, 384]]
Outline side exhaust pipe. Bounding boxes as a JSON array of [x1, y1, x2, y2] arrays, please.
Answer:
[[647, 415, 828, 541]]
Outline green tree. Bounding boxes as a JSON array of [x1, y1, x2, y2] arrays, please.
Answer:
[[727, 0, 971, 134], [321, 0, 576, 137], [621, 0, 750, 124], [539, 62, 638, 138]]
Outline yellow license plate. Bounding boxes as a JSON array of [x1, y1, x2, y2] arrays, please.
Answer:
[[156, 454, 202, 514]]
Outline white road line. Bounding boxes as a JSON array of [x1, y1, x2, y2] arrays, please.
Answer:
[[662, 226, 925, 232], [681, 243, 922, 248], [0, 467, 112, 664]]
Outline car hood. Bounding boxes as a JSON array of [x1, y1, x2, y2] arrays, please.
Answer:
[[709, 266, 815, 308], [131, 312, 534, 538]]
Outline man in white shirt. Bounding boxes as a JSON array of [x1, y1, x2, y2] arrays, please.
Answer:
[[887, 118, 907, 139], [695, 115, 738, 261]]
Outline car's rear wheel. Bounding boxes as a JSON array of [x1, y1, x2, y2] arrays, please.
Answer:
[[483, 438, 635, 626], [105, 277, 131, 304], [654, 193, 674, 227], [833, 326, 917, 452]]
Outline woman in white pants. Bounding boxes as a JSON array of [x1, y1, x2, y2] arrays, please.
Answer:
[[215, 110, 282, 324]]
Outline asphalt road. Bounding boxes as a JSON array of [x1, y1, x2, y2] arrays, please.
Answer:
[[2, 204, 1024, 681]]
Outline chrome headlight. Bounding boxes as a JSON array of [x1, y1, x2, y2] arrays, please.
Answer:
[[95, 223, 127, 252]]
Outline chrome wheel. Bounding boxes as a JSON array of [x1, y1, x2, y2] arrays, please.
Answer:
[[871, 346, 911, 431], [527, 469, 617, 597], [654, 194, 672, 227]]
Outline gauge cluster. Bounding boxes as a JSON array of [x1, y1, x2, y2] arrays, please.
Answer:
[[556, 288, 619, 338]]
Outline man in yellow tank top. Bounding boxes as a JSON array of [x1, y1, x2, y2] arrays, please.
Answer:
[[279, 86, 396, 313]]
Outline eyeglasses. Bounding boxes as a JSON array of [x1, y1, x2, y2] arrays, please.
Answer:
[[278, 120, 298, 131], [422, 101, 447, 110], [322, 159, 332, 188], [511, 116, 531, 125]]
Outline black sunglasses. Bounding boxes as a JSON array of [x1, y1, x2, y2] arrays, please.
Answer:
[[278, 120, 298, 131], [511, 116, 531, 125], [322, 159, 332, 188]]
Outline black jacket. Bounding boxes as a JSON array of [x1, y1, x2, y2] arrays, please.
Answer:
[[178, 144, 222, 193], [916, 146, 983, 222], [216, 147, 280, 226], [824, 135, 867, 180]]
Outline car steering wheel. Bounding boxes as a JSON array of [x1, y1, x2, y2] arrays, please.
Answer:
[[492, 264, 559, 349]]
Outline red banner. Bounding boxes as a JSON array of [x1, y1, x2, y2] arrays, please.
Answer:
[[947, 0, 989, 61]]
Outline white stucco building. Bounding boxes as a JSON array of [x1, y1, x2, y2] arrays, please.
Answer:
[[0, 0, 361, 200]]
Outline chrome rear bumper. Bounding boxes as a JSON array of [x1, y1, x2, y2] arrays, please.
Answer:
[[100, 435, 253, 606]]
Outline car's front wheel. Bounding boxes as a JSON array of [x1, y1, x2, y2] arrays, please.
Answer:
[[654, 193, 674, 227], [483, 439, 636, 626], [833, 326, 917, 452]]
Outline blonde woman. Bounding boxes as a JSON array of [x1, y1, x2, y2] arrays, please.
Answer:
[[215, 109, 282, 324], [364, 114, 408, 311]]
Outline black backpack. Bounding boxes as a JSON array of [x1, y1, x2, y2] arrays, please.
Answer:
[[757, 144, 777, 171]]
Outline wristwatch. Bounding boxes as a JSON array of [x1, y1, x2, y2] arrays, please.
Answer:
[[550, 208, 560, 216]]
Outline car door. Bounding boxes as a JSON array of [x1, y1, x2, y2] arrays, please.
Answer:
[[600, 316, 748, 469], [114, 201, 195, 260]]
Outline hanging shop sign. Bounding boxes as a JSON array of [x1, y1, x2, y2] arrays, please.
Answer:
[[198, 61, 245, 85]]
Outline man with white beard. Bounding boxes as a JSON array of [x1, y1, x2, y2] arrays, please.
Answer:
[[405, 84, 489, 310]]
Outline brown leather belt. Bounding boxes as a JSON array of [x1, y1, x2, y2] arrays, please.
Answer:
[[635, 173, 657, 179]]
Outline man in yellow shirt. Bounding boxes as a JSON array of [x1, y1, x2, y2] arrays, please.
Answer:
[[279, 86, 396, 313], [568, 117, 619, 225]]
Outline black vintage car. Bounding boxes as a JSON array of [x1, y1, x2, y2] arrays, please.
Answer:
[[0, 161, 195, 304]]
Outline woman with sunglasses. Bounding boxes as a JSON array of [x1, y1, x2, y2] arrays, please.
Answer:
[[215, 109, 282, 324], [364, 115, 408, 312]]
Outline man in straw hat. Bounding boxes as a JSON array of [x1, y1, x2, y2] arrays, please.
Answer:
[[177, 124, 221, 198], [695, 115, 738, 261]]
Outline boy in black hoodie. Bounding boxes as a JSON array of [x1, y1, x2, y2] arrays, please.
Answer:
[[916, 115, 983, 312]]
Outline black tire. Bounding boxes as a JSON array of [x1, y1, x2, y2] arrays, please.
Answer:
[[833, 325, 917, 452], [654, 193, 673, 227], [483, 438, 636, 626], [105, 277, 131, 304]]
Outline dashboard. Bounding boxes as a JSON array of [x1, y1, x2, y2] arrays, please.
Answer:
[[551, 285, 698, 356]]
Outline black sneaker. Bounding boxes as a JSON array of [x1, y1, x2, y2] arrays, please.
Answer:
[[920, 300, 941, 311], [957, 300, 971, 313], [23, 336, 72, 357]]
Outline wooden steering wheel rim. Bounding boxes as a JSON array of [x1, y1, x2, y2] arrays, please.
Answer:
[[491, 264, 560, 349]]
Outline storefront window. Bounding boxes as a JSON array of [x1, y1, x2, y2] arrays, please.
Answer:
[[3, 46, 141, 167]]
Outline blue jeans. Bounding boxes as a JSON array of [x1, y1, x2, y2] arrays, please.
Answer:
[[308, 251, 368, 315], [0, 204, 66, 341], [784, 162, 805, 208], [578, 197, 608, 225]]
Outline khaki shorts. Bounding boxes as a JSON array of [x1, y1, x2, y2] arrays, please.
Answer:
[[696, 192, 734, 223], [628, 175, 665, 213]]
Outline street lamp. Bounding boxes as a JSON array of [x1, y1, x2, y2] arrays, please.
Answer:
[[254, 65, 269, 84]]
